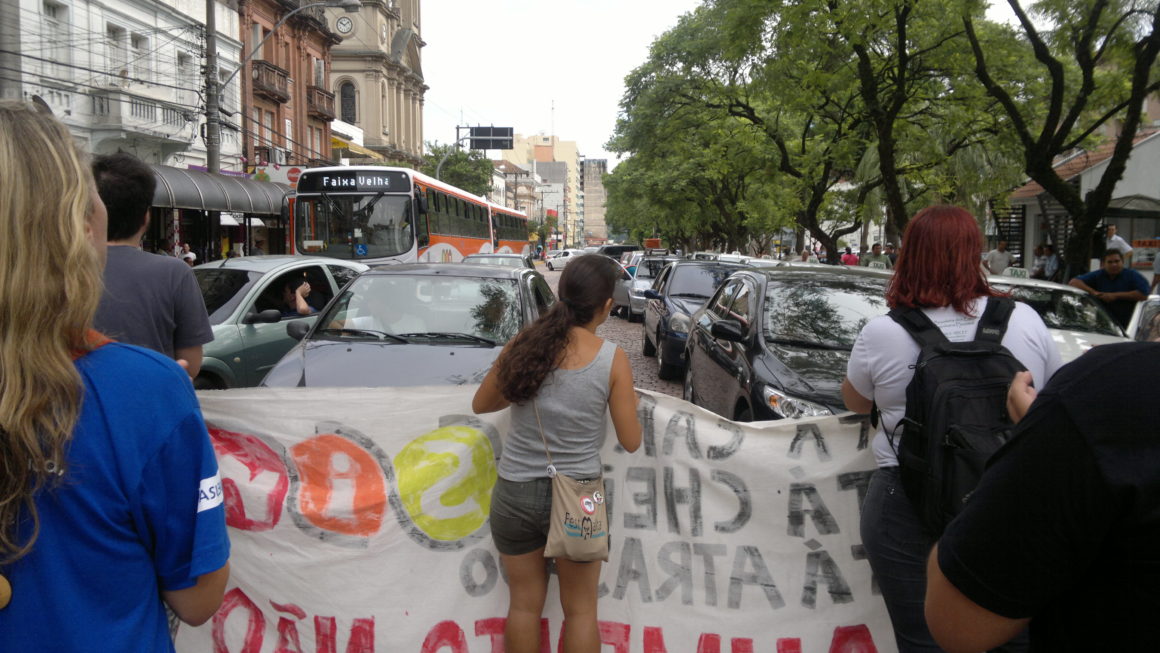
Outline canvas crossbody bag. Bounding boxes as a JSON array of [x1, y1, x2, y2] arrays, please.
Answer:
[[533, 401, 610, 562]]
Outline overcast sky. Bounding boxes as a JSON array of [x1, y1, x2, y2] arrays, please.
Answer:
[[420, 0, 703, 166], [420, 1, 1019, 167]]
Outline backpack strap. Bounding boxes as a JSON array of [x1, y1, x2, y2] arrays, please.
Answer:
[[887, 306, 949, 349], [973, 297, 1016, 344]]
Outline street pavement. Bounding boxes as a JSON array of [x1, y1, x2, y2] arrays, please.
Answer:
[[537, 262, 682, 398]]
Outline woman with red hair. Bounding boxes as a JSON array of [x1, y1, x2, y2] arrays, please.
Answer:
[[840, 205, 1061, 651]]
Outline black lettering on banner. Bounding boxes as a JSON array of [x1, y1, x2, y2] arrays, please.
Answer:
[[602, 464, 616, 525], [662, 411, 701, 459], [663, 466, 702, 536], [693, 543, 727, 607], [787, 423, 831, 461], [729, 545, 785, 610], [710, 469, 751, 533], [837, 470, 875, 514], [634, 393, 659, 457], [459, 548, 498, 597], [654, 541, 694, 605], [622, 467, 657, 530], [801, 550, 853, 608], [838, 413, 873, 451], [613, 536, 654, 602], [707, 420, 744, 460], [787, 483, 840, 537]]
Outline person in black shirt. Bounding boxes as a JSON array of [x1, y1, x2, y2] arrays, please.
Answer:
[[925, 342, 1160, 652]]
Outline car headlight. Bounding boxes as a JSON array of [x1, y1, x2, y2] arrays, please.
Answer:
[[669, 313, 691, 334], [761, 386, 833, 419]]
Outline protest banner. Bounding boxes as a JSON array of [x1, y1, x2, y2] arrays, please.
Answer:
[[177, 387, 896, 653]]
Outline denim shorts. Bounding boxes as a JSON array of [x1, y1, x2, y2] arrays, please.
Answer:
[[490, 477, 553, 555]]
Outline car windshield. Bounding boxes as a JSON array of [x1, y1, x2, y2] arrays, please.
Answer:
[[763, 274, 889, 349], [316, 274, 523, 344], [669, 265, 740, 297], [1134, 299, 1160, 341], [993, 284, 1123, 336], [195, 268, 261, 325], [294, 194, 413, 260], [635, 258, 673, 280]]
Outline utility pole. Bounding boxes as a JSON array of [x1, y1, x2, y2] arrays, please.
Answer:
[[204, 0, 221, 260]]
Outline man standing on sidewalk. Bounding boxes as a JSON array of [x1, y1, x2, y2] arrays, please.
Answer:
[[92, 153, 214, 377]]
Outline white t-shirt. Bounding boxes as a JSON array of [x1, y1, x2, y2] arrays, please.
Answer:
[[984, 249, 1014, 272], [1106, 234, 1133, 255], [846, 297, 1063, 468]]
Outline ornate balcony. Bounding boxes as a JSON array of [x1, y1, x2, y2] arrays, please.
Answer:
[[306, 86, 335, 121], [252, 60, 290, 104]]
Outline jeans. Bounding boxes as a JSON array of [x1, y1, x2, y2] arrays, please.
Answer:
[[862, 467, 1027, 653]]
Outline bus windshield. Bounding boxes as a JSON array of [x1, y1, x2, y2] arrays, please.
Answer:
[[295, 194, 414, 260]]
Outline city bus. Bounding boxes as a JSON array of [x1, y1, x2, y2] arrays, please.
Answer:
[[291, 165, 531, 264]]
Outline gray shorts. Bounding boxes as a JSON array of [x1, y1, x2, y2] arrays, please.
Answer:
[[490, 477, 552, 555]]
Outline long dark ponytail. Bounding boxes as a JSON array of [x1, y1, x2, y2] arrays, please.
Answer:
[[495, 254, 619, 402]]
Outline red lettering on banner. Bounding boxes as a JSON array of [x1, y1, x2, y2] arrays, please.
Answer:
[[314, 617, 337, 653], [210, 427, 290, 531], [697, 633, 722, 653], [474, 618, 505, 653], [213, 588, 266, 653], [730, 638, 754, 653], [275, 615, 304, 653], [828, 625, 877, 653], [777, 638, 803, 653], [643, 625, 667, 652], [421, 620, 468, 653], [600, 621, 631, 653], [290, 434, 387, 537], [344, 618, 375, 653]]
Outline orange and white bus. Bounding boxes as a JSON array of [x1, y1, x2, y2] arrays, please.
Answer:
[[290, 166, 530, 264]]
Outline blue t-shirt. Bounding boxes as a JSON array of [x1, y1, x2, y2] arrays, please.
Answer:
[[1075, 268, 1149, 328], [0, 343, 230, 652]]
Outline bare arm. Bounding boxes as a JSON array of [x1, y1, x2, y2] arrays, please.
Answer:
[[161, 562, 230, 627], [1069, 277, 1096, 294], [608, 347, 642, 452], [472, 353, 510, 414], [925, 546, 1028, 652], [840, 378, 873, 414], [293, 283, 314, 315], [1005, 370, 1037, 424], [175, 345, 203, 379]]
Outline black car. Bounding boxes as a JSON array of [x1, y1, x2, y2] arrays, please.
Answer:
[[262, 264, 556, 387], [682, 266, 892, 421], [641, 260, 749, 380]]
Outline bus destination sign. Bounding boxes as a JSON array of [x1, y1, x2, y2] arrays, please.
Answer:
[[296, 170, 410, 193]]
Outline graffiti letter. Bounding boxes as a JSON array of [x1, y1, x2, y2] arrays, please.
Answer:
[[787, 483, 839, 537], [623, 467, 657, 530], [290, 432, 388, 540], [828, 625, 878, 653], [212, 588, 265, 653], [210, 426, 289, 532], [787, 423, 831, 462], [315, 617, 336, 653], [643, 626, 668, 653], [345, 618, 375, 653], [802, 550, 854, 608], [777, 639, 803, 653], [838, 413, 872, 451], [710, 470, 751, 534], [664, 466, 702, 536], [420, 620, 467, 653], [729, 545, 785, 610], [655, 541, 693, 605], [696, 633, 722, 653], [636, 393, 659, 457], [460, 548, 499, 597], [474, 618, 505, 653], [707, 420, 744, 460], [613, 536, 654, 602], [599, 621, 631, 653], [662, 411, 701, 459], [731, 639, 754, 653], [693, 543, 727, 607]]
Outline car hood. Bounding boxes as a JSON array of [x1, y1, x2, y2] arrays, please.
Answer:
[[262, 339, 501, 387], [760, 342, 851, 412], [1048, 329, 1131, 363]]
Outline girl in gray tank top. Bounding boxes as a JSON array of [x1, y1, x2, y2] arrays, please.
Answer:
[[473, 253, 642, 653]]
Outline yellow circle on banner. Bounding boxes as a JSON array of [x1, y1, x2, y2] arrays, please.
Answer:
[[395, 426, 496, 541], [0, 574, 10, 609]]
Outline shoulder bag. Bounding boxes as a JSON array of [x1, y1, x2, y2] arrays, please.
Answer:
[[533, 401, 610, 562]]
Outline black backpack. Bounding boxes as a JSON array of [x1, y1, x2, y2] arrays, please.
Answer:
[[888, 297, 1026, 536]]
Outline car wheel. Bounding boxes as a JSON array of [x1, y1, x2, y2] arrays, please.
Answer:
[[193, 374, 224, 390], [641, 325, 656, 356], [682, 363, 696, 403], [735, 405, 753, 422], [656, 332, 680, 381], [547, 263, 554, 271]]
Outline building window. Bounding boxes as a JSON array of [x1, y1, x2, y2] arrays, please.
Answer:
[[312, 57, 325, 87], [340, 82, 356, 123], [252, 108, 261, 147], [43, 1, 69, 76], [106, 24, 127, 79], [130, 32, 150, 81]]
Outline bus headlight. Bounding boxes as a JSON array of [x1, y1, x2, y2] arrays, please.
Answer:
[[762, 386, 832, 419]]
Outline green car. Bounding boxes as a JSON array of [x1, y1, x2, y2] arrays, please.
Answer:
[[193, 256, 368, 389]]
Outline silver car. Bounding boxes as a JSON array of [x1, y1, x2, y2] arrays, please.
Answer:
[[625, 255, 680, 321]]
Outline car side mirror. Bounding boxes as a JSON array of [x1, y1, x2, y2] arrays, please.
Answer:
[[643, 289, 661, 300], [243, 309, 283, 325], [286, 319, 311, 340], [710, 319, 746, 342]]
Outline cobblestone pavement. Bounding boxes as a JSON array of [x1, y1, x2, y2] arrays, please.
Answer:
[[538, 263, 682, 398]]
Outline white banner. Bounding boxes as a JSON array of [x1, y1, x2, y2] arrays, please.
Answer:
[[176, 387, 896, 653]]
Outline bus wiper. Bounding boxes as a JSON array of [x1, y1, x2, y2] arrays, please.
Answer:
[[319, 192, 347, 221], [398, 332, 497, 347], [316, 327, 408, 344], [766, 337, 851, 351]]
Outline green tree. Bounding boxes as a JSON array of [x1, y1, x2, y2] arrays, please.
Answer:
[[371, 142, 494, 196], [963, 0, 1160, 271]]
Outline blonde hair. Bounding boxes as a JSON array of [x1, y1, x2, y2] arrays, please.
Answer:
[[0, 101, 103, 562]]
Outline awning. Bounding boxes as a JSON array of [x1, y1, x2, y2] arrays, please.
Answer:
[[331, 137, 384, 160], [151, 165, 291, 215]]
